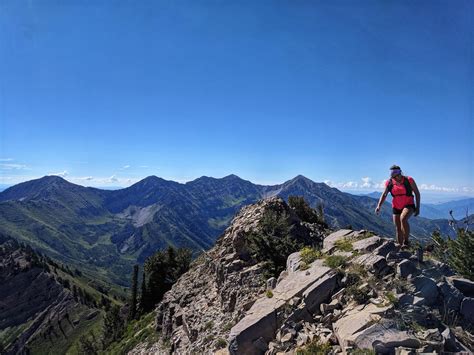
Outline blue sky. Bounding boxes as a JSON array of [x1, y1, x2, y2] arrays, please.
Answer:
[[0, 0, 472, 195]]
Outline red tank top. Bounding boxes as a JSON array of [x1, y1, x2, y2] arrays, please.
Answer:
[[385, 176, 415, 209]]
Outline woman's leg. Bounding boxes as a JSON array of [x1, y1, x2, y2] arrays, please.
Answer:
[[400, 207, 414, 245], [392, 214, 403, 245]]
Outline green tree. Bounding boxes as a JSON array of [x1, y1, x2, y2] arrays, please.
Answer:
[[288, 196, 321, 224], [101, 305, 124, 349], [78, 331, 98, 354], [128, 264, 139, 320], [143, 246, 193, 312], [449, 229, 474, 280]]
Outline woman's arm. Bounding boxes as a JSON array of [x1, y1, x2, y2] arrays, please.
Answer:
[[375, 185, 389, 215], [410, 179, 421, 216]]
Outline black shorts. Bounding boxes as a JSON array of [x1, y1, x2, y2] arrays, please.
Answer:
[[393, 204, 416, 215]]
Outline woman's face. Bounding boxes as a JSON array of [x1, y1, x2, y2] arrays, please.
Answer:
[[393, 174, 403, 182]]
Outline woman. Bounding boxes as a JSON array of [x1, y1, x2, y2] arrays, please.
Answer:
[[375, 165, 421, 248]]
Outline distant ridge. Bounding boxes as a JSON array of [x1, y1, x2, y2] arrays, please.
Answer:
[[0, 174, 463, 285]]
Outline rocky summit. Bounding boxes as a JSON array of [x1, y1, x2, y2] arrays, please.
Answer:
[[129, 198, 474, 355]]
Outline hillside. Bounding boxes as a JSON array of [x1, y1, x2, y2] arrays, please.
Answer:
[[0, 234, 113, 354], [0, 175, 460, 285], [127, 198, 473, 354]]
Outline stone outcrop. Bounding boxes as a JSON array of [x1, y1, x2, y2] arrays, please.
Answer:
[[130, 199, 474, 355], [146, 198, 326, 354]]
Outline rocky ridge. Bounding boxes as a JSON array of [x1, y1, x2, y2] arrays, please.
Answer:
[[129, 198, 474, 355], [0, 238, 101, 354]]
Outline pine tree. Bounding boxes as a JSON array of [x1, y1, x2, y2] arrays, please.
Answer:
[[128, 265, 139, 320], [449, 229, 474, 280], [139, 269, 150, 314], [102, 305, 124, 349]]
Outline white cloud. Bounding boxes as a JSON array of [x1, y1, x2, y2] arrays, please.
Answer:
[[360, 177, 372, 188], [49, 171, 69, 178], [122, 165, 131, 169], [0, 163, 29, 170], [109, 175, 118, 182], [139, 165, 149, 168], [0, 158, 14, 162], [323, 180, 333, 186]]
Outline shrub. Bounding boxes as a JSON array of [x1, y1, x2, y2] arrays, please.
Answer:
[[334, 238, 353, 252], [204, 320, 214, 331], [431, 229, 473, 281], [266, 290, 274, 298], [288, 196, 320, 224], [346, 284, 370, 304], [300, 246, 322, 264], [296, 337, 331, 355], [246, 210, 302, 278], [215, 338, 227, 349], [385, 292, 398, 305], [323, 255, 347, 269]]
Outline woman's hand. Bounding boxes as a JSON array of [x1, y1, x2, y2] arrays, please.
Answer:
[[375, 205, 381, 215]]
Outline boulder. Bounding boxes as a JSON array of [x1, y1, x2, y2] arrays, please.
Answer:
[[352, 236, 383, 253], [396, 260, 419, 278], [322, 229, 354, 253], [374, 240, 398, 258], [286, 252, 302, 273], [448, 277, 474, 297], [353, 253, 388, 275], [438, 281, 464, 311], [460, 297, 474, 323], [411, 276, 438, 306], [229, 260, 331, 354], [333, 303, 392, 348], [351, 320, 421, 354], [302, 272, 338, 313]]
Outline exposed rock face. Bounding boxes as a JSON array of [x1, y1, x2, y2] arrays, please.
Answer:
[[228, 261, 337, 354], [130, 199, 474, 355], [149, 198, 326, 354]]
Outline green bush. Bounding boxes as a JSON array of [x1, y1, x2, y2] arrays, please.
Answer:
[[266, 290, 274, 298], [346, 284, 370, 305], [215, 338, 227, 349], [246, 210, 302, 278], [334, 239, 353, 252], [323, 255, 347, 269], [300, 246, 322, 264], [288, 196, 320, 224], [296, 337, 331, 355], [431, 229, 474, 280]]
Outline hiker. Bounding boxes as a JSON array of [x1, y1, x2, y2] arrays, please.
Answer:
[[375, 165, 421, 248]]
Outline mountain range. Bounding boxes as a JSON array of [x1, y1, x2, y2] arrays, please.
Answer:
[[0, 174, 463, 285], [363, 192, 474, 220]]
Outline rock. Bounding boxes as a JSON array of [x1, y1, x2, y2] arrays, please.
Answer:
[[460, 297, 474, 322], [387, 250, 412, 262], [441, 327, 457, 352], [267, 277, 277, 290], [395, 347, 417, 355], [320, 299, 339, 315], [333, 303, 392, 347], [411, 276, 438, 306], [322, 229, 354, 253], [280, 333, 293, 343], [352, 236, 383, 253], [438, 281, 464, 311], [286, 252, 302, 273], [302, 271, 338, 313], [229, 260, 331, 354], [448, 277, 474, 297], [374, 240, 398, 257], [352, 320, 421, 354], [396, 260, 419, 278], [353, 253, 388, 275]]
